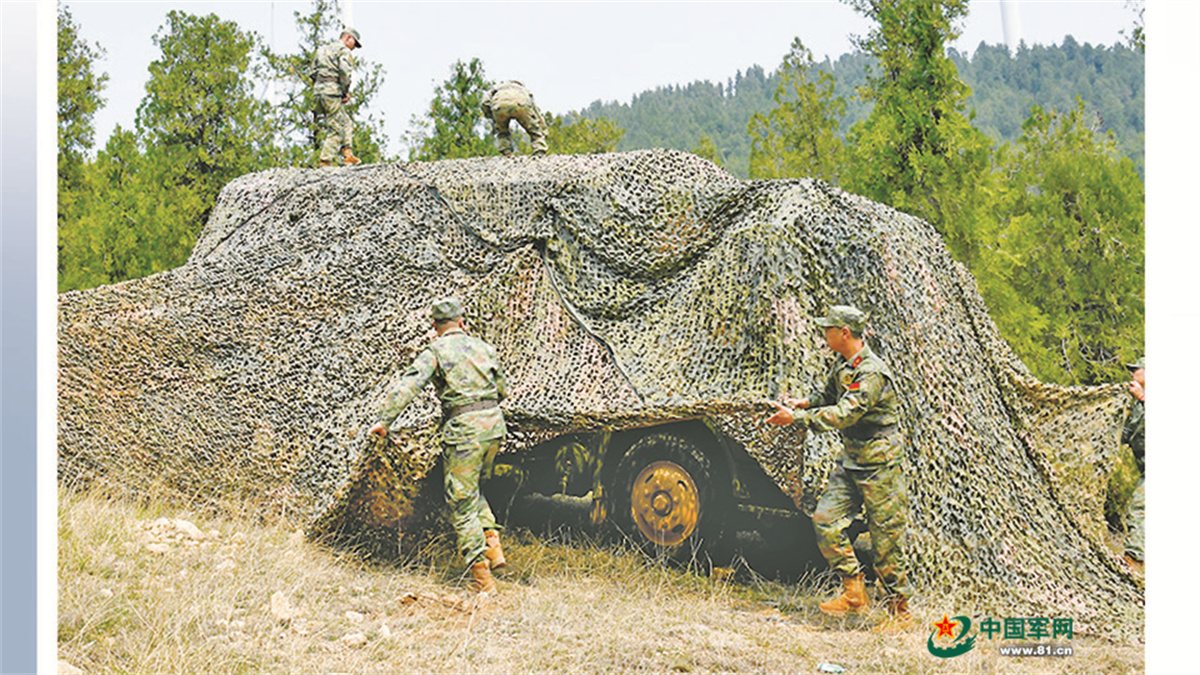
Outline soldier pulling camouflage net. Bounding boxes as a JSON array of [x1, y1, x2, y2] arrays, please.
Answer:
[[766, 304, 913, 628], [368, 296, 509, 594], [58, 149, 1141, 639]]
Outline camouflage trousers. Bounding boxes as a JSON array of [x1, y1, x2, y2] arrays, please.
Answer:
[[315, 94, 354, 163], [491, 102, 548, 155], [1124, 476, 1144, 561], [443, 436, 501, 566], [812, 461, 913, 599]]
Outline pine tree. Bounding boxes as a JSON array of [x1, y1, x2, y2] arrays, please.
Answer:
[[747, 39, 846, 182], [840, 0, 997, 267], [691, 133, 726, 167], [407, 58, 494, 161], [981, 101, 1144, 385], [58, 4, 109, 291], [546, 112, 625, 155], [132, 11, 280, 266]]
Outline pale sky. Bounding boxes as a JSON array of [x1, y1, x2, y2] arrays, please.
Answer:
[[62, 0, 1142, 159]]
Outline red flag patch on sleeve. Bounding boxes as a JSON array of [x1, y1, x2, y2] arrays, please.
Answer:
[[846, 381, 861, 392]]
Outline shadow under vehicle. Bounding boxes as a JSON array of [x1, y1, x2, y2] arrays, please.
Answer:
[[484, 418, 838, 580]]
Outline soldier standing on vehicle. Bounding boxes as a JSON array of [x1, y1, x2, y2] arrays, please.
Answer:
[[482, 80, 548, 156], [766, 305, 914, 631], [312, 28, 362, 168], [1122, 357, 1145, 571], [368, 298, 509, 594]]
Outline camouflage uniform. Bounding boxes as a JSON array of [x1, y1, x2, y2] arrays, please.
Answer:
[[376, 301, 508, 567], [1122, 396, 1145, 561], [482, 81, 548, 155], [313, 38, 356, 163], [796, 339, 913, 601]]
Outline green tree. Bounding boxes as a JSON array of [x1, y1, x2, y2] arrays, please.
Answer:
[[407, 58, 495, 161], [59, 127, 159, 291], [57, 5, 108, 183], [546, 112, 625, 155], [839, 0, 996, 266], [58, 4, 109, 290], [1122, 0, 1145, 53], [691, 133, 726, 167], [261, 0, 388, 165], [747, 39, 846, 182], [133, 10, 280, 267], [980, 100, 1144, 385]]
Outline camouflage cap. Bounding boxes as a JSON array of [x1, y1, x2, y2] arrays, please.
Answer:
[[430, 297, 463, 321], [814, 305, 868, 333], [342, 27, 362, 48], [1125, 357, 1145, 371]]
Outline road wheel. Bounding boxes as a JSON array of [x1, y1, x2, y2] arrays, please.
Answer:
[[612, 432, 723, 563]]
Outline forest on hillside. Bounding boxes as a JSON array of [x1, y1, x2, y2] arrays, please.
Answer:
[[581, 37, 1144, 179]]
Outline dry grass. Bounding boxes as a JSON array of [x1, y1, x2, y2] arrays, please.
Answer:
[[58, 486, 1143, 674]]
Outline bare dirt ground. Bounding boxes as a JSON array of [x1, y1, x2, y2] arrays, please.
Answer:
[[57, 487, 1144, 674]]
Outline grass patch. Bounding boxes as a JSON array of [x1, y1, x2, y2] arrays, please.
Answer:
[[59, 486, 1143, 674]]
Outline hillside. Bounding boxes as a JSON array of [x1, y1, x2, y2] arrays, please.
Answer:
[[580, 39, 1144, 179]]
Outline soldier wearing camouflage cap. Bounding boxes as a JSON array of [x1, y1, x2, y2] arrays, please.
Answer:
[[1121, 356, 1145, 570], [766, 304, 913, 631], [482, 80, 548, 156], [312, 28, 363, 168], [369, 297, 509, 593]]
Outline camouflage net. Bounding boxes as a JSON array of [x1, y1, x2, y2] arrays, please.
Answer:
[[58, 149, 1141, 640]]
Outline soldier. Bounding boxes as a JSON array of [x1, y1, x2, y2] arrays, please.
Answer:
[[1122, 357, 1145, 570], [312, 28, 362, 168], [482, 80, 549, 156], [368, 298, 508, 594], [766, 305, 913, 631]]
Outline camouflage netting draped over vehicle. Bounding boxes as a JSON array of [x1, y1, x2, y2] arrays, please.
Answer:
[[58, 149, 1141, 640]]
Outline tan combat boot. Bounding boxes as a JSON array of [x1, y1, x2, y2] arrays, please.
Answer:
[[470, 561, 496, 594], [872, 595, 913, 634], [818, 573, 869, 617], [341, 148, 361, 165], [484, 530, 507, 570]]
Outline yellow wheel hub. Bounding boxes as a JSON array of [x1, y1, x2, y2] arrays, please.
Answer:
[[629, 460, 699, 546]]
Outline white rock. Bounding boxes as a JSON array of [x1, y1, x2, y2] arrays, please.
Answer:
[[146, 543, 170, 554], [341, 632, 368, 648], [270, 591, 293, 623], [171, 519, 205, 540], [99, 588, 114, 599], [345, 610, 365, 622], [379, 623, 392, 639], [58, 659, 84, 675]]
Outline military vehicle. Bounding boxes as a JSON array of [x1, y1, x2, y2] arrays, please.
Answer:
[[58, 150, 1139, 638]]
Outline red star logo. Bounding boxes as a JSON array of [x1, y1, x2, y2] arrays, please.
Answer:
[[933, 614, 958, 639]]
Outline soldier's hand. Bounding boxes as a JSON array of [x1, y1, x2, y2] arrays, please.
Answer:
[[783, 397, 810, 409], [766, 401, 795, 426], [1128, 380, 1145, 401], [368, 422, 387, 437]]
